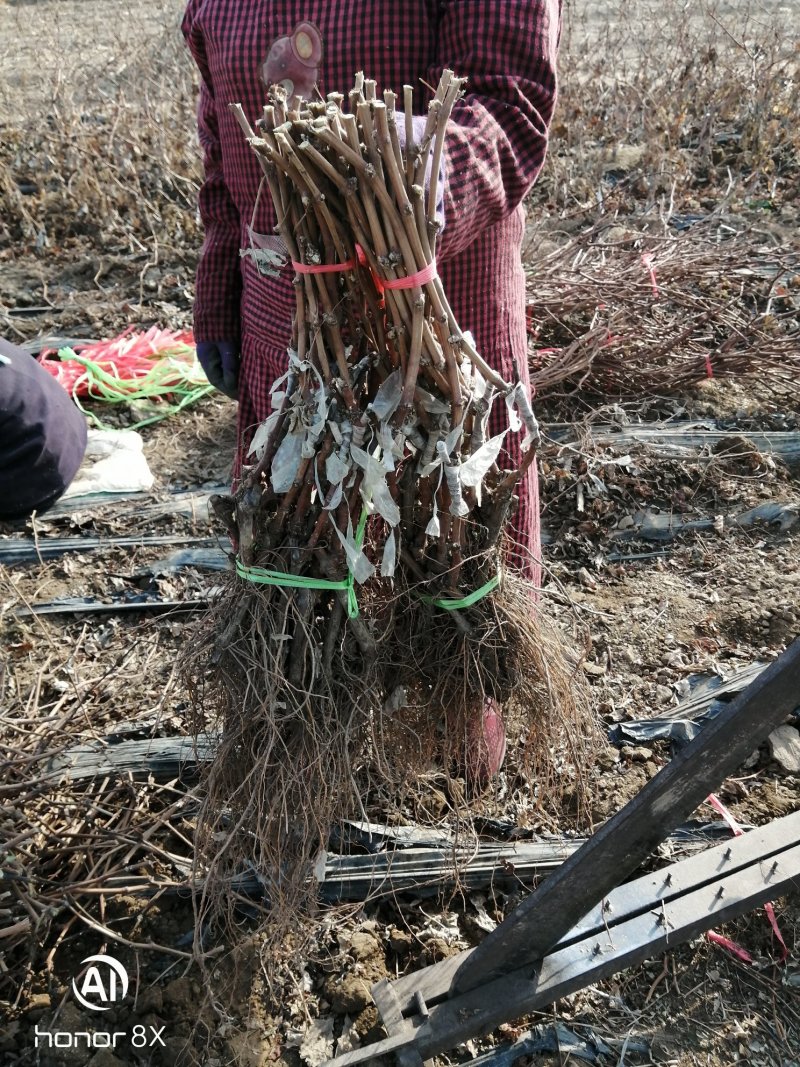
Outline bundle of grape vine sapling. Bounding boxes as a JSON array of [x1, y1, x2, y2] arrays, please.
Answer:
[[186, 70, 591, 950]]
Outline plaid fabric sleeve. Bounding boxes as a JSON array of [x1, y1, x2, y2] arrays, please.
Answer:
[[431, 0, 561, 263], [182, 2, 243, 343]]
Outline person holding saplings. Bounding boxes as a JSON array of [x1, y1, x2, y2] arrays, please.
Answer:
[[182, 1, 561, 778]]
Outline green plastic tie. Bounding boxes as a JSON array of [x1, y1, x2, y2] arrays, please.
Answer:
[[416, 573, 500, 611], [235, 509, 368, 619], [60, 349, 214, 431]]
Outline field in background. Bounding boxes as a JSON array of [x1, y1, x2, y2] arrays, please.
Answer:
[[1, 3, 799, 1066], [1, 0, 797, 398]]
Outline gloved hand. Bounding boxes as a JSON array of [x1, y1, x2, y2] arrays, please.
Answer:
[[196, 340, 240, 400], [395, 112, 445, 233]]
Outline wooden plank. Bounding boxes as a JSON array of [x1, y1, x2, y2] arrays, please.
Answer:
[[447, 636, 800, 992], [387, 809, 800, 1013], [324, 813, 800, 1067]]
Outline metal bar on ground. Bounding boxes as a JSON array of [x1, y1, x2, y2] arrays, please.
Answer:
[[385, 810, 800, 1014], [448, 636, 800, 993], [324, 810, 800, 1067]]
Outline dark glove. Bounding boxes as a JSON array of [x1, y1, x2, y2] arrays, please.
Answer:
[[196, 340, 240, 400], [395, 112, 445, 233]]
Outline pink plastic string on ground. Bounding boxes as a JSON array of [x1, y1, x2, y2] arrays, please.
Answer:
[[38, 326, 197, 398], [706, 930, 754, 964], [641, 252, 659, 299], [705, 793, 788, 963]]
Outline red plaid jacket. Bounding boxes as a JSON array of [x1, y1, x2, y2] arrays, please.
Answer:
[[182, 0, 561, 583]]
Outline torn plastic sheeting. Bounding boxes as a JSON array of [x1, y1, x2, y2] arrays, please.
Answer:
[[331, 516, 374, 584], [610, 707, 726, 746], [248, 410, 281, 460], [518, 392, 541, 452], [146, 547, 230, 575], [350, 443, 400, 527], [610, 664, 800, 746], [325, 452, 351, 486], [377, 421, 402, 471], [381, 528, 397, 578], [505, 386, 522, 433], [461, 432, 507, 487], [611, 701, 800, 747], [415, 384, 450, 415], [300, 376, 329, 456], [368, 368, 402, 421], [0, 534, 218, 567], [438, 441, 469, 517], [612, 502, 798, 542], [466, 1023, 629, 1067]]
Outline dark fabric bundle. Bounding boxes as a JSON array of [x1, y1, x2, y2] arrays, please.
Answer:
[[0, 337, 87, 519]]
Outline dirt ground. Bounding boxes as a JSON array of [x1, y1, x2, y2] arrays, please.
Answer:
[[1, 1, 799, 1065]]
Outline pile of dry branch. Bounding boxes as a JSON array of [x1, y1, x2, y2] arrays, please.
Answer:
[[526, 220, 799, 398]]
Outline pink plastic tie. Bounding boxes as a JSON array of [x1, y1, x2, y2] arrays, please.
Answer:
[[641, 252, 659, 299], [764, 902, 789, 962], [705, 793, 788, 964], [707, 792, 743, 836], [706, 930, 754, 964], [292, 259, 356, 275], [382, 259, 438, 290]]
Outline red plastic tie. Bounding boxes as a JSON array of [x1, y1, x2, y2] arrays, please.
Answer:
[[704, 354, 714, 378], [382, 259, 438, 290], [706, 930, 754, 964], [292, 259, 356, 275], [353, 243, 436, 295]]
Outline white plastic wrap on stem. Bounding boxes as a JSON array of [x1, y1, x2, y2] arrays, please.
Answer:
[[437, 440, 469, 518]]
